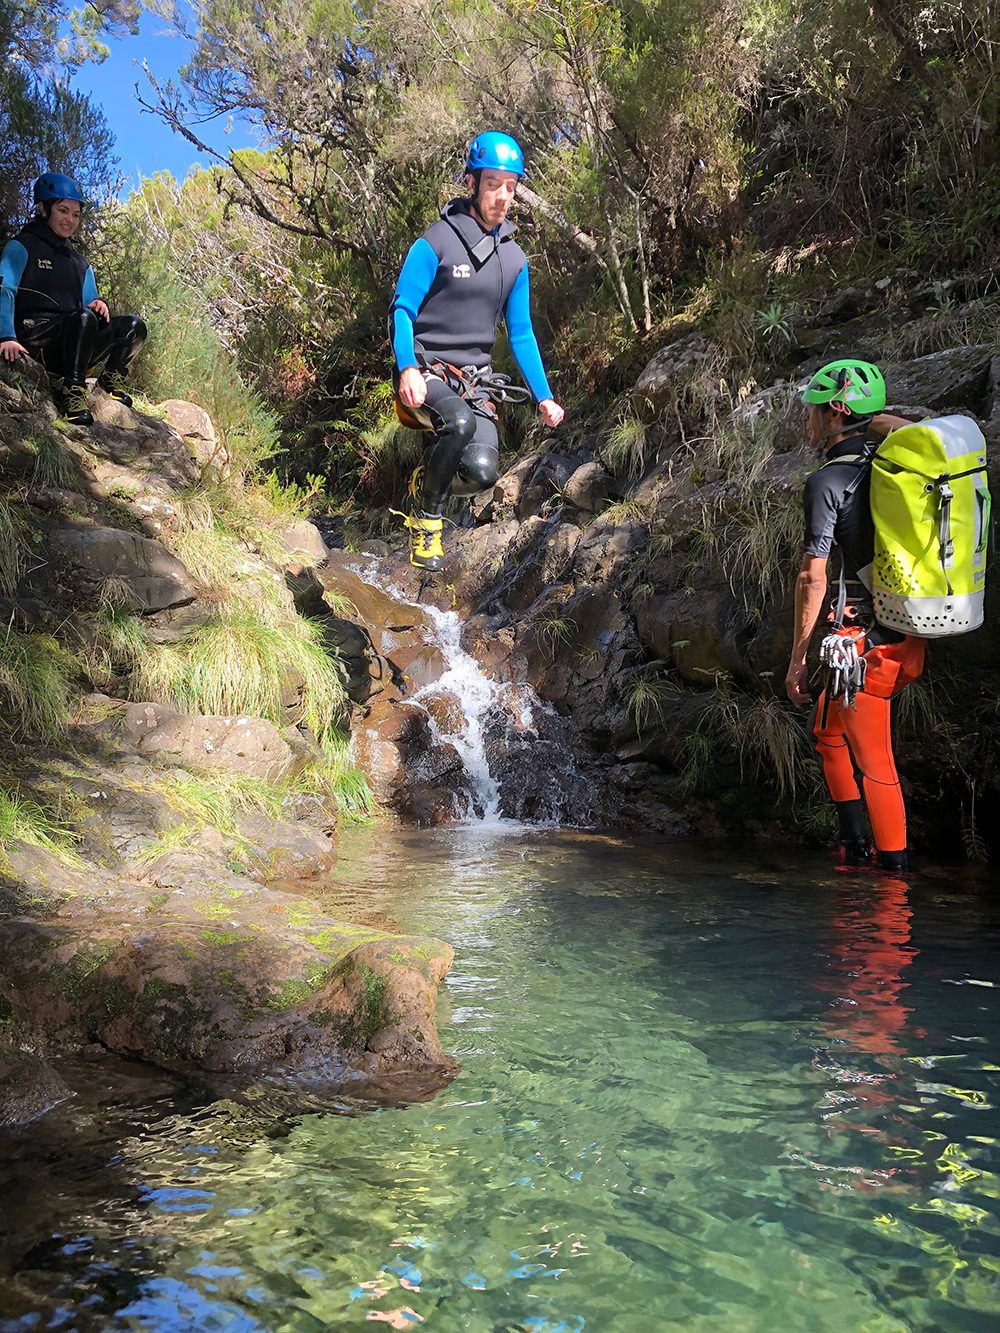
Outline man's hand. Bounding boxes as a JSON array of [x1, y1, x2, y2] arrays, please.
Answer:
[[785, 658, 812, 707], [0, 339, 28, 363], [539, 398, 564, 428], [398, 367, 427, 410], [89, 299, 110, 322]]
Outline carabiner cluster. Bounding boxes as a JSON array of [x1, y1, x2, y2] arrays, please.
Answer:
[[819, 631, 867, 711]]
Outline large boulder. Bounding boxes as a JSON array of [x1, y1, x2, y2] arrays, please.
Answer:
[[631, 332, 714, 422], [118, 702, 315, 783], [46, 526, 196, 612], [353, 699, 477, 823], [0, 842, 456, 1085], [885, 345, 994, 414]]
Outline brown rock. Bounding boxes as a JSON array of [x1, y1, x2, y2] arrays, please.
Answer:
[[563, 460, 611, 512], [0, 1051, 73, 1128], [276, 520, 329, 569], [119, 703, 314, 783], [156, 398, 230, 476]]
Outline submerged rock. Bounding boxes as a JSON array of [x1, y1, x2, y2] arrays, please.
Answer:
[[0, 840, 455, 1089]]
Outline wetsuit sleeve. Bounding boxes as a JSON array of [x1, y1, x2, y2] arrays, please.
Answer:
[[504, 265, 553, 403], [390, 238, 438, 372], [82, 266, 99, 307], [802, 470, 839, 557], [0, 241, 28, 341]]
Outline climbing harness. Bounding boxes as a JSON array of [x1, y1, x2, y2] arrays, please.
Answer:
[[394, 359, 531, 432]]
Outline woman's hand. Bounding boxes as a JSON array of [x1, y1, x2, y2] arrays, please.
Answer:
[[0, 339, 28, 362], [89, 299, 110, 321], [538, 398, 564, 428]]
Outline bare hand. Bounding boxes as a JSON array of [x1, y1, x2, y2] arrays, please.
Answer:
[[398, 367, 426, 410], [785, 660, 811, 707], [539, 398, 564, 428], [89, 299, 110, 321], [0, 339, 29, 362]]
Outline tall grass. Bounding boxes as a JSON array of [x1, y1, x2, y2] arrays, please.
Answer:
[[298, 736, 376, 825], [0, 628, 76, 740], [0, 499, 29, 598], [356, 413, 424, 506], [704, 488, 801, 621], [134, 612, 347, 744], [679, 674, 821, 806], [172, 477, 323, 573], [0, 786, 82, 866]]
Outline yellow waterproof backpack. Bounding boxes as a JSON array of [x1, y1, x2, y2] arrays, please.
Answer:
[[859, 416, 991, 637]]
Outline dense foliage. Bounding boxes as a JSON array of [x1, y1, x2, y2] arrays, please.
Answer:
[[104, 0, 998, 493]]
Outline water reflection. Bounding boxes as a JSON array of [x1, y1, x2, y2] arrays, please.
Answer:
[[1, 834, 999, 1331]]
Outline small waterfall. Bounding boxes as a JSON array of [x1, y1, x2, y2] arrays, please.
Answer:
[[409, 601, 503, 821], [347, 559, 597, 826]]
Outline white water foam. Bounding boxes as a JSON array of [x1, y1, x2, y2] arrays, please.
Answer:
[[346, 559, 595, 826]]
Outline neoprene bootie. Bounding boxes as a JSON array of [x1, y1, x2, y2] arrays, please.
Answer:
[[839, 838, 873, 866], [877, 848, 909, 873]]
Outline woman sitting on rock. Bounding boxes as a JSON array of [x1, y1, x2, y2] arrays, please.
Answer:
[[0, 172, 147, 427]]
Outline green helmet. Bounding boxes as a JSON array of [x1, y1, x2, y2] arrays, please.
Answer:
[[800, 358, 886, 415]]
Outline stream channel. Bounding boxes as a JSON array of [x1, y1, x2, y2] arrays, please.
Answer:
[[2, 833, 999, 1330], [2, 568, 1000, 1329]]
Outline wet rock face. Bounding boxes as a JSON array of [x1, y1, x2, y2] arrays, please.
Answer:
[[0, 1051, 73, 1129]]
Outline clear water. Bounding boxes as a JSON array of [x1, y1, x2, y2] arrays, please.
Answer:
[[2, 829, 1000, 1331]]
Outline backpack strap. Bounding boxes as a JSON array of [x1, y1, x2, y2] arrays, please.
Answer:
[[820, 444, 876, 627]]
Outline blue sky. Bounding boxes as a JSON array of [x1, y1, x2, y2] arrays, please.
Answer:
[[71, 9, 258, 193]]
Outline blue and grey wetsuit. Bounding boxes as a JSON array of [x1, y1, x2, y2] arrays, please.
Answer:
[[390, 197, 554, 512]]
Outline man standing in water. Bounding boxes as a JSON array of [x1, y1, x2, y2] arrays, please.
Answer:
[[786, 359, 922, 873], [390, 131, 564, 571]]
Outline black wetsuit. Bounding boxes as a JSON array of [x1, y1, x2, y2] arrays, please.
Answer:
[[0, 219, 145, 384]]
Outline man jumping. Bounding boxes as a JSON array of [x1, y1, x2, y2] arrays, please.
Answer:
[[389, 131, 564, 571]]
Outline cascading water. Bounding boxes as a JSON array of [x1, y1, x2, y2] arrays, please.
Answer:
[[347, 559, 598, 825]]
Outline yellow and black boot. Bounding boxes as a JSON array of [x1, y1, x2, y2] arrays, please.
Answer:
[[98, 368, 133, 407], [56, 380, 93, 427], [405, 512, 444, 572]]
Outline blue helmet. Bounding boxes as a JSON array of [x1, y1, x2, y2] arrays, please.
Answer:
[[466, 132, 524, 178], [33, 172, 85, 206]]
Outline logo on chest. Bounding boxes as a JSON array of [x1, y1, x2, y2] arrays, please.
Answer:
[[451, 263, 471, 279], [36, 258, 53, 270]]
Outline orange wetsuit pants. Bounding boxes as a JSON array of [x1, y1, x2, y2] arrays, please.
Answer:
[[813, 632, 926, 854]]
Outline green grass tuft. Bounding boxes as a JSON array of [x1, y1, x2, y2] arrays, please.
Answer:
[[0, 786, 82, 866], [299, 738, 376, 825], [30, 433, 78, 491], [0, 499, 30, 598], [135, 611, 347, 744], [602, 412, 649, 483], [0, 628, 77, 741]]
